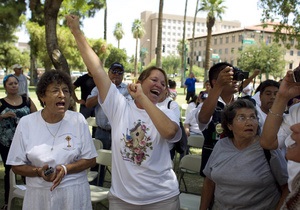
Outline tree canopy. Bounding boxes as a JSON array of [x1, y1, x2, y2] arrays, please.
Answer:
[[259, 0, 300, 49]]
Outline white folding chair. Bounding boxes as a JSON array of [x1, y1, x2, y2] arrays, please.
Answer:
[[181, 103, 188, 121], [87, 139, 103, 182], [8, 169, 26, 210], [178, 153, 202, 194], [186, 134, 204, 155], [86, 117, 97, 127], [90, 149, 112, 209], [178, 135, 204, 193]]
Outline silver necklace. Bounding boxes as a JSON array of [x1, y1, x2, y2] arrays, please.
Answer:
[[45, 120, 63, 151]]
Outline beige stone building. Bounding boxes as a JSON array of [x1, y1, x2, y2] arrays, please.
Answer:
[[140, 11, 241, 66], [189, 22, 300, 71]]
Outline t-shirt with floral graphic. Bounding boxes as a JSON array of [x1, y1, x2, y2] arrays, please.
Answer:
[[100, 83, 182, 205]]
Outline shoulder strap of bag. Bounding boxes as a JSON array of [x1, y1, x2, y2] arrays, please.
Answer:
[[167, 100, 172, 109]]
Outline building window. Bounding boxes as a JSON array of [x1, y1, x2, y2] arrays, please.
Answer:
[[225, 48, 228, 54], [238, 35, 243, 42], [220, 37, 223, 44], [290, 50, 294, 56], [231, 48, 235, 53], [232, 35, 235, 43], [219, 49, 222, 55], [289, 63, 293, 69], [199, 41, 202, 47], [226, 37, 229, 43], [214, 38, 217, 45], [297, 51, 300, 56]]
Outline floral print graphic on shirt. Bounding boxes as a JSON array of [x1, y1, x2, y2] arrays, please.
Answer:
[[120, 120, 153, 165]]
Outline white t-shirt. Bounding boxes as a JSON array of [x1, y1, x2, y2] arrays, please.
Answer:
[[100, 84, 181, 205], [7, 110, 97, 188], [184, 107, 202, 135], [277, 103, 300, 191]]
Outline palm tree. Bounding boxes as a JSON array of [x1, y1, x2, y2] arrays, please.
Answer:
[[132, 19, 145, 76], [180, 0, 188, 88], [199, 0, 226, 83], [156, 0, 164, 68], [113, 23, 124, 48], [189, 0, 200, 73]]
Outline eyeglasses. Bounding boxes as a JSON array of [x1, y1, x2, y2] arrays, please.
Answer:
[[47, 88, 70, 96], [235, 115, 258, 123], [110, 69, 124, 75]]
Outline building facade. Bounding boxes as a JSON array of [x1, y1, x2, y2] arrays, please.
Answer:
[[140, 11, 241, 66], [189, 22, 300, 71]]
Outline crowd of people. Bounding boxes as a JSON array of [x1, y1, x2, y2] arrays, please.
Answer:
[[1, 14, 300, 210]]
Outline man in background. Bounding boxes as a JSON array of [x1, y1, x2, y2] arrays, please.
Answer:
[[72, 69, 95, 119], [12, 64, 29, 97], [184, 72, 198, 103]]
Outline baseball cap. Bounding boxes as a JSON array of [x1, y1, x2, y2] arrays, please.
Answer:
[[12, 64, 22, 69], [110, 62, 124, 72]]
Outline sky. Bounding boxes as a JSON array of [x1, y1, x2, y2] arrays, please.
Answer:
[[17, 0, 263, 56]]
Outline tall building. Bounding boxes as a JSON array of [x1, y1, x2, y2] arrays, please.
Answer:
[[189, 22, 300, 71], [140, 11, 241, 66]]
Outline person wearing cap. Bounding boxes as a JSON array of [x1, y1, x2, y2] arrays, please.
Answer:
[[85, 62, 131, 186], [12, 64, 29, 97]]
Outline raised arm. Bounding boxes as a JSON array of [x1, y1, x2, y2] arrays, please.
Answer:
[[66, 15, 111, 102], [198, 66, 233, 124], [260, 71, 300, 149]]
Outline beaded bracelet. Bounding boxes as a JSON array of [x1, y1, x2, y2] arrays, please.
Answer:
[[269, 109, 283, 118]]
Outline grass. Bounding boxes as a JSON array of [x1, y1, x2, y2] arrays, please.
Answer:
[[0, 84, 205, 209]]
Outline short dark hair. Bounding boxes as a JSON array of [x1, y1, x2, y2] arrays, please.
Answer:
[[221, 99, 260, 138], [168, 79, 176, 89], [208, 62, 233, 88], [259, 79, 280, 94], [36, 69, 73, 107]]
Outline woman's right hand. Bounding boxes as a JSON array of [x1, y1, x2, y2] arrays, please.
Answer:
[[38, 165, 56, 182], [1, 111, 16, 119]]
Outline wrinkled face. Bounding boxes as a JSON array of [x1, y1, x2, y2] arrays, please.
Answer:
[[228, 108, 259, 140], [286, 123, 300, 162], [4, 76, 19, 94], [108, 68, 124, 86], [41, 82, 70, 115], [141, 69, 166, 104], [260, 86, 278, 113]]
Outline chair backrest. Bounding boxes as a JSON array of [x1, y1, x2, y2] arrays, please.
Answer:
[[180, 104, 188, 120], [93, 138, 103, 150], [96, 149, 112, 167], [86, 117, 97, 127], [179, 155, 201, 173], [9, 169, 17, 190], [187, 135, 204, 149]]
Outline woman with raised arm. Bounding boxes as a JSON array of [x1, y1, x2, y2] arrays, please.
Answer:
[[67, 15, 182, 210]]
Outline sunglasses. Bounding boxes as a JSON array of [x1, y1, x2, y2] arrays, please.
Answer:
[[110, 69, 124, 75]]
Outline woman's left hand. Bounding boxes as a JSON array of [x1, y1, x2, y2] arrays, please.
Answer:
[[50, 165, 66, 191]]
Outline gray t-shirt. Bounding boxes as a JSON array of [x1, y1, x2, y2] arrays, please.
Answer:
[[204, 137, 288, 210]]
